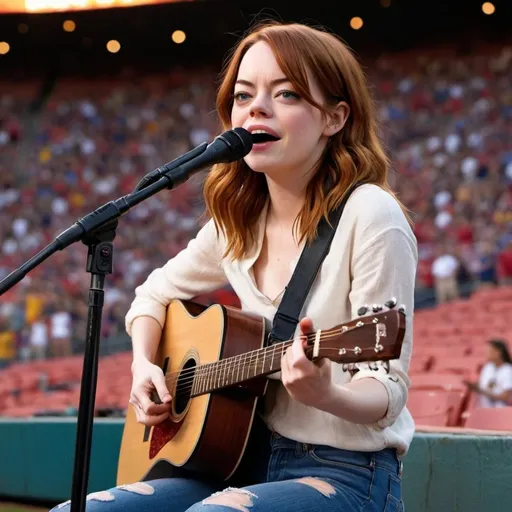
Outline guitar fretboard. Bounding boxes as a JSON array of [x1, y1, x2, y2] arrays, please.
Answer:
[[190, 341, 292, 396]]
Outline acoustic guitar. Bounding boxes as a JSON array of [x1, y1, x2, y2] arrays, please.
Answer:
[[117, 298, 405, 485]]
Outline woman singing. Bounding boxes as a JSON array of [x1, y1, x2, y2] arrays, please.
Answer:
[[52, 20, 417, 512]]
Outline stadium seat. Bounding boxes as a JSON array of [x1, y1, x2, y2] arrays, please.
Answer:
[[431, 356, 482, 376], [408, 355, 432, 374], [407, 389, 464, 427], [465, 407, 512, 431], [410, 373, 467, 392]]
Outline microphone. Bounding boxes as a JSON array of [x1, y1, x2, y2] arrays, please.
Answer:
[[134, 127, 253, 192]]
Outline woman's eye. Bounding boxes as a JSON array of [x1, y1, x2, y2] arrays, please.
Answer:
[[234, 92, 250, 101], [278, 90, 300, 100]]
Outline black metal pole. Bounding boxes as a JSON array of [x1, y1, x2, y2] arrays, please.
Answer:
[[69, 229, 116, 512]]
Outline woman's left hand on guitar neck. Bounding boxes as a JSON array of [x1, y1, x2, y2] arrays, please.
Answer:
[[281, 312, 390, 424], [281, 317, 333, 409]]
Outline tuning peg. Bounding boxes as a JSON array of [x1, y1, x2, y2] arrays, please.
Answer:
[[372, 304, 383, 312], [384, 298, 397, 309], [398, 304, 406, 313], [357, 305, 369, 316]]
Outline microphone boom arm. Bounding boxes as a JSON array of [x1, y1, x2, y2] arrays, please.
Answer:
[[0, 127, 252, 512]]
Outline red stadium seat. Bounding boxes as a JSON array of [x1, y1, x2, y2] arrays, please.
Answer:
[[407, 389, 464, 427], [409, 389, 466, 426], [408, 355, 432, 374], [465, 407, 512, 431], [414, 345, 470, 360], [431, 356, 482, 376], [410, 373, 467, 392]]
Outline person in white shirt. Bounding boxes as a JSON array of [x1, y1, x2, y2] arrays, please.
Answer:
[[30, 320, 48, 360], [466, 340, 512, 407], [52, 21, 417, 512], [50, 310, 72, 358], [431, 249, 460, 304]]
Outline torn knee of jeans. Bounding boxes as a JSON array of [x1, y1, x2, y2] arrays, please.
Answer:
[[296, 477, 336, 497], [202, 487, 257, 512], [117, 482, 155, 496], [53, 500, 71, 510], [86, 491, 115, 502]]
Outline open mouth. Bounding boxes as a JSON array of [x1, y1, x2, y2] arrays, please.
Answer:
[[251, 132, 281, 144]]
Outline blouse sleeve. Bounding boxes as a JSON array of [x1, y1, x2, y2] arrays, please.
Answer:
[[125, 219, 229, 336], [348, 225, 418, 429]]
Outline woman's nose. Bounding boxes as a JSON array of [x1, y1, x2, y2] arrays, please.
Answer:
[[249, 95, 272, 118]]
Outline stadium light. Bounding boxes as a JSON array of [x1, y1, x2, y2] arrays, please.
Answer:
[[350, 17, 364, 30], [171, 30, 186, 44], [0, 42, 10, 55], [482, 2, 495, 15], [107, 40, 121, 53], [63, 20, 76, 32]]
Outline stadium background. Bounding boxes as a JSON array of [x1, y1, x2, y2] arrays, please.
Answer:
[[0, 0, 512, 510]]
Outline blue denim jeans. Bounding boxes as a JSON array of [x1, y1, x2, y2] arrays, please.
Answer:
[[51, 429, 404, 511]]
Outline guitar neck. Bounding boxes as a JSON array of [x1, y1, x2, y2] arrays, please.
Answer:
[[186, 307, 404, 398], [189, 338, 306, 397]]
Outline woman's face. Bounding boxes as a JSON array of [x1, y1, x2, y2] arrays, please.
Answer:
[[231, 41, 344, 180], [487, 344, 502, 364]]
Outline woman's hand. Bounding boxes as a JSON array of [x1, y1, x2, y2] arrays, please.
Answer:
[[129, 358, 172, 426], [281, 317, 334, 409]]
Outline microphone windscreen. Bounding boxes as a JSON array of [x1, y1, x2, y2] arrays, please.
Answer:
[[217, 128, 253, 161]]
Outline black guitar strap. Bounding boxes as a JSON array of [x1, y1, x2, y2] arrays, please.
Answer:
[[268, 184, 359, 344]]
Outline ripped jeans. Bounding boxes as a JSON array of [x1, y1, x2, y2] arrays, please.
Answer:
[[51, 429, 404, 512]]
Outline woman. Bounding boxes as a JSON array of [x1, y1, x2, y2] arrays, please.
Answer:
[[52, 20, 417, 511], [467, 340, 512, 408]]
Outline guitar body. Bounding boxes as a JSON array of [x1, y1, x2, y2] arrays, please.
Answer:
[[117, 297, 406, 486], [117, 299, 268, 485]]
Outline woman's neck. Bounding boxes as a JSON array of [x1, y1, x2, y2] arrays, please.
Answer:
[[265, 174, 307, 226]]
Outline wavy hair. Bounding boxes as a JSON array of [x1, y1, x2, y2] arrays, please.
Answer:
[[203, 20, 410, 260]]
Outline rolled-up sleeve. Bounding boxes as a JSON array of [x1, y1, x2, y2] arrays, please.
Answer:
[[348, 226, 417, 429], [125, 219, 229, 336]]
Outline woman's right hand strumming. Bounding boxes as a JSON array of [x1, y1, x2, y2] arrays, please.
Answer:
[[130, 358, 172, 426]]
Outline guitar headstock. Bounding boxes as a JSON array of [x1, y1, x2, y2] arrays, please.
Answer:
[[305, 298, 406, 364]]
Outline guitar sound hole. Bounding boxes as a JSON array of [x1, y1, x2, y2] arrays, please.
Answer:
[[175, 358, 196, 415]]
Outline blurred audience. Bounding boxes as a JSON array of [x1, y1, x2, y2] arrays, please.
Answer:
[[1, 44, 512, 362]]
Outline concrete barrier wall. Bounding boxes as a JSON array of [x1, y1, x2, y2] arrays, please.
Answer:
[[0, 419, 511, 511]]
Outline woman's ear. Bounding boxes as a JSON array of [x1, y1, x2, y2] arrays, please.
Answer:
[[324, 101, 350, 137]]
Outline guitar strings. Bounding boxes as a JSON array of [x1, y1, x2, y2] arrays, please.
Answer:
[[161, 324, 379, 388], [162, 327, 340, 386], [171, 343, 387, 399], [162, 328, 385, 395]]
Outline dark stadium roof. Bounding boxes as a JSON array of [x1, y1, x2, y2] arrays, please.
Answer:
[[0, 0, 510, 76]]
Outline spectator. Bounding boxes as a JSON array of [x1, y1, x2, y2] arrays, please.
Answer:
[[498, 238, 512, 285], [466, 340, 512, 408], [0, 315, 15, 369], [50, 309, 72, 358], [29, 319, 48, 360], [431, 246, 460, 303]]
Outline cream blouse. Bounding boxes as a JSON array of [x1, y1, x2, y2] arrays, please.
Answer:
[[125, 184, 418, 455]]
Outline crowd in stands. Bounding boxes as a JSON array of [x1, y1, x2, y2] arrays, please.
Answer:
[[0, 43, 511, 373]]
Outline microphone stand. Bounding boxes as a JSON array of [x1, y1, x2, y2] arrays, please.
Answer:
[[0, 143, 207, 512]]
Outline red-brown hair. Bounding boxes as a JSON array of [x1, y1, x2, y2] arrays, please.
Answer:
[[203, 20, 409, 260]]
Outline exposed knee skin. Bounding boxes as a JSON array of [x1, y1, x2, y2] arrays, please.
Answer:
[[86, 491, 115, 502], [296, 477, 336, 497], [117, 482, 155, 495], [51, 482, 155, 510], [202, 487, 257, 512]]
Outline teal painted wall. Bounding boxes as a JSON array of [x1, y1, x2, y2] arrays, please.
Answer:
[[1, 419, 512, 511]]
